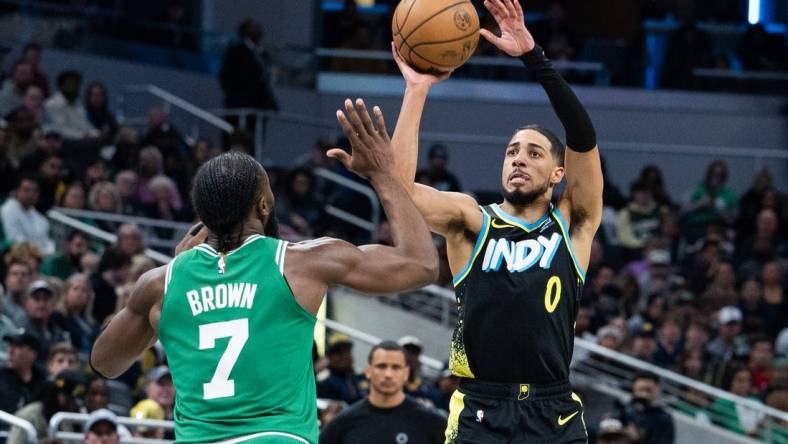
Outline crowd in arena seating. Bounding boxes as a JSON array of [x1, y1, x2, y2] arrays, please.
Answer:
[[0, 26, 786, 444]]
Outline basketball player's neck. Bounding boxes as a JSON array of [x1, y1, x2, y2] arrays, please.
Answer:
[[499, 197, 551, 223], [369, 390, 405, 409], [205, 221, 266, 251]]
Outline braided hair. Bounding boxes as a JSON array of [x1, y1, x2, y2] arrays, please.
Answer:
[[191, 151, 267, 253]]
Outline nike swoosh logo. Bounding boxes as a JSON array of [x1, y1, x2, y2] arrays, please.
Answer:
[[490, 220, 515, 229], [557, 411, 579, 426]]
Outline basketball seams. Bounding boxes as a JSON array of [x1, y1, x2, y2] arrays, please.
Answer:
[[398, 0, 471, 52], [394, 0, 419, 37], [409, 27, 480, 50], [401, 31, 479, 68]]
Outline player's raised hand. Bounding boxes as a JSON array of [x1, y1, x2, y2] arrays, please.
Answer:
[[328, 99, 393, 180], [174, 222, 208, 255], [391, 42, 452, 89], [479, 0, 535, 57]]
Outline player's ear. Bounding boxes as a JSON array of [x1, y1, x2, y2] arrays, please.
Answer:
[[551, 166, 565, 185]]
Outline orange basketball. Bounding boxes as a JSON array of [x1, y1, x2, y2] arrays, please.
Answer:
[[392, 0, 480, 74]]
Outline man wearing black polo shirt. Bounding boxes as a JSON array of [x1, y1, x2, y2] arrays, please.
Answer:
[[0, 331, 46, 413], [319, 341, 445, 444]]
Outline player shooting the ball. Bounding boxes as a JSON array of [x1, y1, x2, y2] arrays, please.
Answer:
[[390, 0, 602, 442]]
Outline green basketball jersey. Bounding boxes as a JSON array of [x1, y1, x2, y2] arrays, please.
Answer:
[[159, 235, 318, 444]]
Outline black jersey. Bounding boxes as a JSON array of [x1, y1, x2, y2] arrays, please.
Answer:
[[449, 203, 585, 384], [319, 397, 446, 444]]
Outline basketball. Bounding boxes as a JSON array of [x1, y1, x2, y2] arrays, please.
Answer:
[[392, 0, 480, 74]]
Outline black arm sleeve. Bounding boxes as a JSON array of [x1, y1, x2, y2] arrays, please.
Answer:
[[520, 45, 597, 152]]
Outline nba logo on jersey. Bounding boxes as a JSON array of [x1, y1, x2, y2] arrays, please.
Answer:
[[217, 255, 226, 274], [476, 409, 485, 423]]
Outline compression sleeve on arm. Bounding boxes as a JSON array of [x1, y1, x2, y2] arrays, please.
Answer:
[[520, 45, 597, 152]]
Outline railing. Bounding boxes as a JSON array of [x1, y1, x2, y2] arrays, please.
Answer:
[[573, 337, 788, 442], [49, 412, 172, 444], [0, 410, 37, 444], [47, 209, 173, 264], [313, 167, 380, 241]]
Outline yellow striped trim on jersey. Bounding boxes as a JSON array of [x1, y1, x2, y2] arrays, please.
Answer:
[[490, 203, 550, 233], [550, 208, 587, 283], [451, 210, 491, 287], [444, 390, 466, 444]]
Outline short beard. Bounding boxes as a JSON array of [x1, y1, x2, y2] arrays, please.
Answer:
[[502, 182, 550, 206]]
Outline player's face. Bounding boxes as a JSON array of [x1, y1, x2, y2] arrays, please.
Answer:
[[366, 349, 409, 396], [501, 129, 563, 206]]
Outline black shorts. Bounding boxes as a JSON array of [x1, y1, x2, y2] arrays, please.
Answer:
[[444, 379, 588, 444]]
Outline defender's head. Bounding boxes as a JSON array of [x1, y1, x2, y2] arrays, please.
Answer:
[[501, 125, 565, 206], [191, 152, 274, 252]]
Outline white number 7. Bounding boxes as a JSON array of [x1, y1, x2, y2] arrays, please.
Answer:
[[199, 318, 249, 400]]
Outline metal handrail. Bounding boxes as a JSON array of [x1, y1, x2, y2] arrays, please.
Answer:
[[47, 209, 172, 264], [313, 167, 381, 242], [49, 412, 173, 443], [119, 85, 234, 133], [52, 207, 192, 231], [693, 68, 788, 81], [315, 47, 605, 72], [575, 337, 788, 423], [322, 318, 444, 371], [0, 410, 37, 444]]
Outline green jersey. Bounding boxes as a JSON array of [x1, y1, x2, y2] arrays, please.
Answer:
[[159, 235, 318, 443]]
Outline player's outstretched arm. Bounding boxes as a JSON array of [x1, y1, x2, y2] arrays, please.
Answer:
[[482, 0, 602, 267], [90, 266, 164, 378], [390, 44, 482, 236], [301, 99, 438, 295]]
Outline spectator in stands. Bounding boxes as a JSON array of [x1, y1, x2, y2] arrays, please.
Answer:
[[219, 18, 278, 118], [698, 261, 738, 314], [416, 144, 461, 192], [709, 365, 764, 437], [0, 125, 18, 197], [21, 43, 49, 98], [35, 154, 66, 213], [681, 160, 736, 242], [59, 182, 87, 210], [431, 365, 459, 412], [41, 230, 90, 280], [19, 130, 63, 174], [738, 278, 768, 338], [114, 170, 142, 216], [90, 247, 131, 326], [397, 335, 438, 408], [0, 331, 45, 413], [748, 336, 774, 395], [143, 366, 175, 420], [276, 168, 327, 237], [83, 408, 120, 444], [1, 174, 55, 255], [44, 70, 99, 141], [654, 318, 684, 369], [84, 82, 117, 144], [51, 273, 95, 355], [319, 341, 446, 444], [88, 181, 122, 232], [5, 106, 40, 168], [619, 371, 674, 444], [617, 180, 663, 253], [20, 279, 68, 362], [598, 325, 625, 351], [110, 127, 141, 172], [678, 348, 707, 381], [143, 175, 189, 225], [136, 145, 164, 203], [1, 258, 33, 325], [129, 399, 166, 439], [736, 169, 776, 237], [115, 224, 145, 257], [85, 377, 110, 412], [140, 107, 187, 174], [128, 255, 155, 282], [738, 209, 788, 269], [628, 293, 666, 334], [46, 341, 79, 378], [317, 333, 365, 405], [22, 85, 45, 125], [7, 369, 88, 444], [629, 323, 658, 364], [660, 21, 711, 90], [596, 417, 633, 444], [0, 61, 33, 117], [761, 261, 786, 339], [7, 242, 44, 278], [738, 24, 788, 72], [706, 306, 750, 386], [530, 2, 578, 61], [84, 158, 109, 190]]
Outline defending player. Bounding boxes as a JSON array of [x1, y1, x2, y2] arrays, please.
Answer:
[[90, 100, 438, 444], [390, 0, 602, 442]]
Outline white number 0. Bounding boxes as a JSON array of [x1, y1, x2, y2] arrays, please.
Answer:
[[198, 318, 249, 400]]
